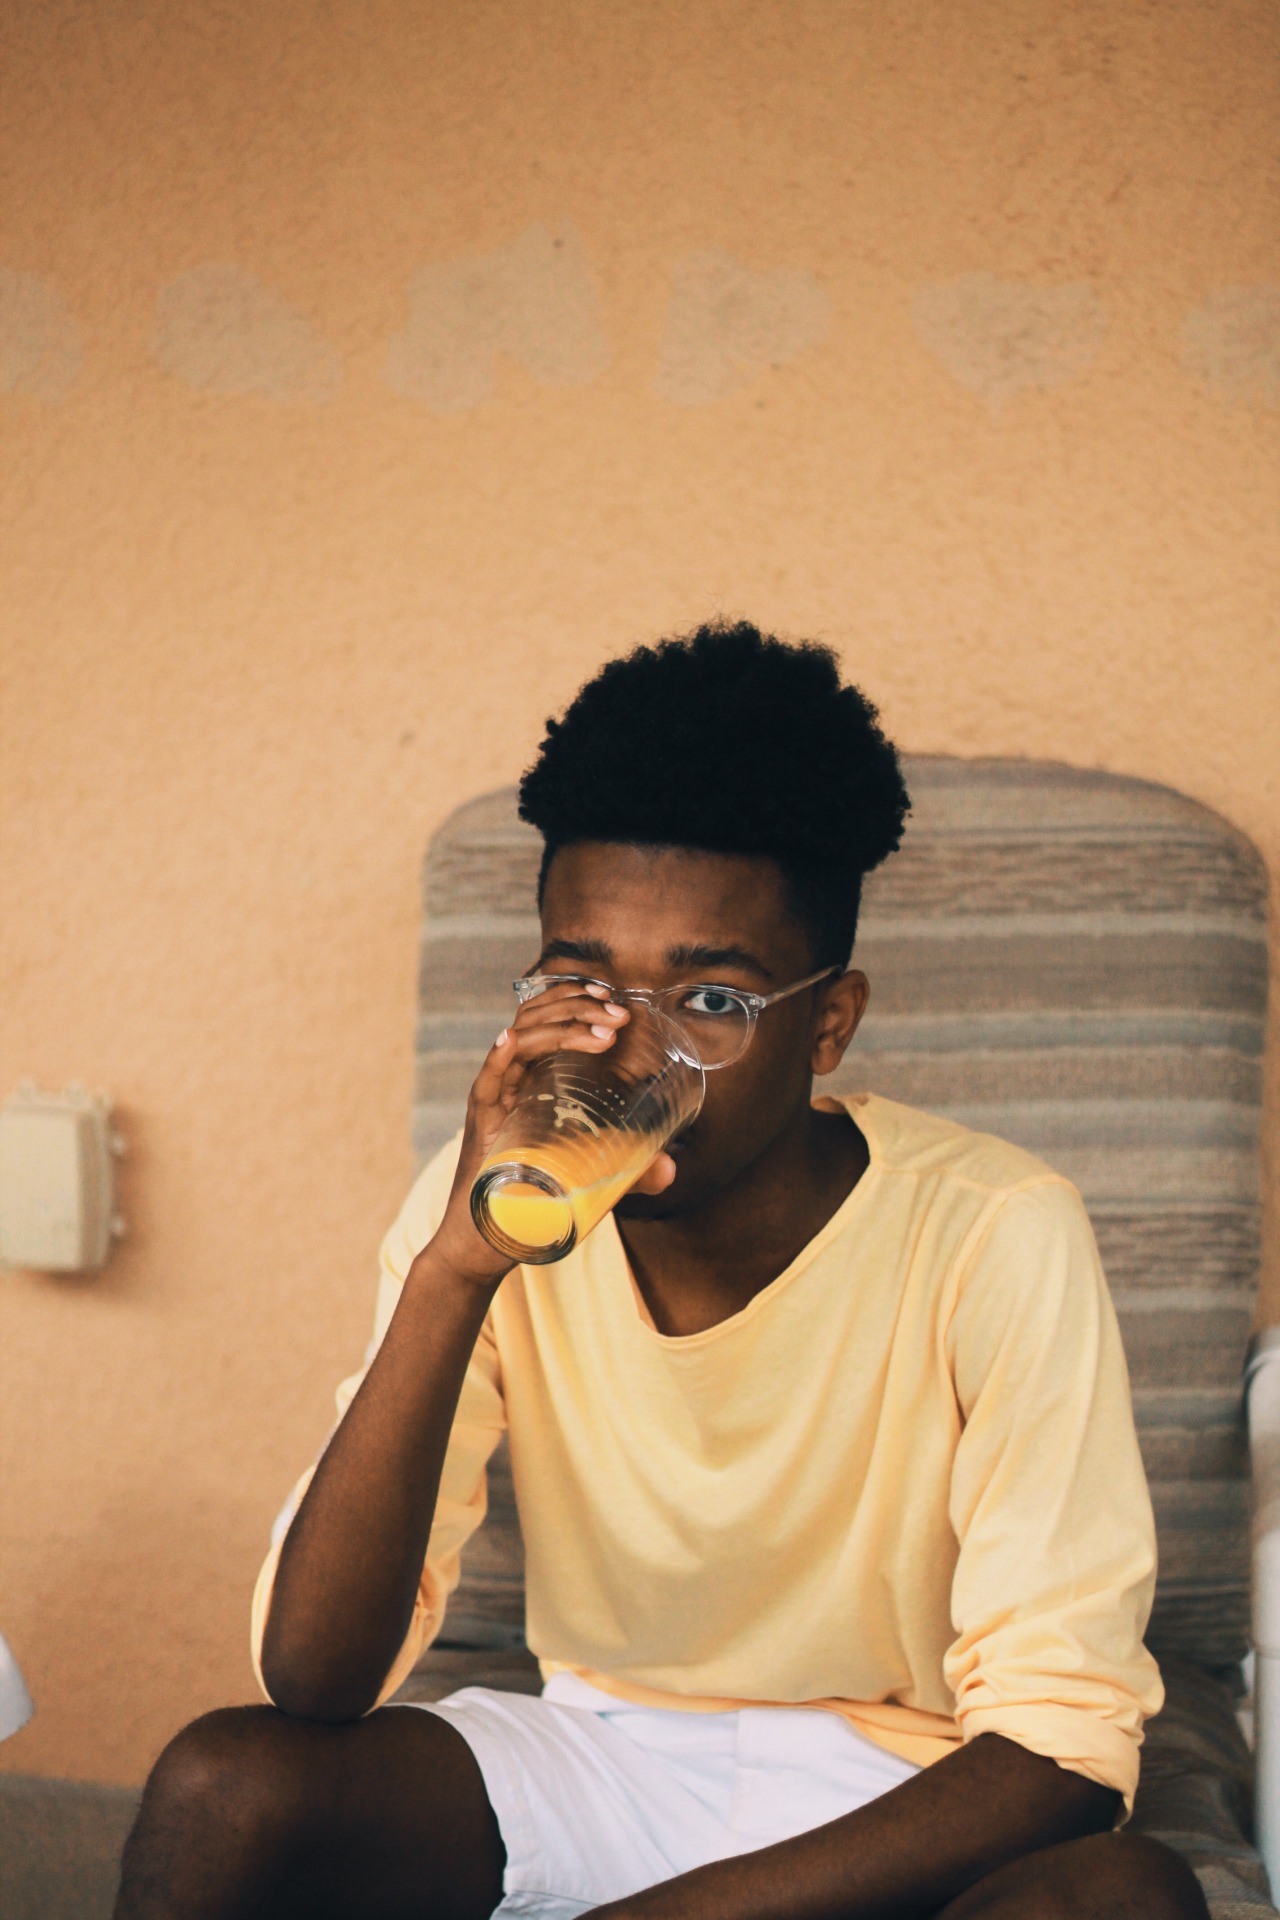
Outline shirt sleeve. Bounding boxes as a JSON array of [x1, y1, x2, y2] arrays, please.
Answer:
[[249, 1131, 507, 1709], [942, 1177, 1164, 1815]]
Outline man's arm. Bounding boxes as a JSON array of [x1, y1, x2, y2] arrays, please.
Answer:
[[259, 982, 661, 1721], [593, 1732, 1117, 1920], [258, 1238, 502, 1720]]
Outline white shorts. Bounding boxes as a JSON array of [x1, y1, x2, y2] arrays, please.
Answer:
[[408, 1672, 920, 1920]]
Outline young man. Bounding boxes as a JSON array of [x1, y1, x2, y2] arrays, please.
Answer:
[[115, 624, 1209, 1920]]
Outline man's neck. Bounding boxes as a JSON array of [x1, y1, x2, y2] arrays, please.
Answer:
[[616, 1103, 869, 1338]]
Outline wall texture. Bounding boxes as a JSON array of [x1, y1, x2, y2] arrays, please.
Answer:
[[1, 0, 1276, 1785]]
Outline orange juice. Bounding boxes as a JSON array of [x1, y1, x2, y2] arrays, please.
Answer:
[[477, 1128, 664, 1259], [484, 1181, 573, 1251]]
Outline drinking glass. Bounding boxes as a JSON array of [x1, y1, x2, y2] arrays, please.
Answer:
[[470, 1003, 705, 1264]]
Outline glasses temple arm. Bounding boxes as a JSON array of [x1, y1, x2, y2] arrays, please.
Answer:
[[758, 965, 844, 1009]]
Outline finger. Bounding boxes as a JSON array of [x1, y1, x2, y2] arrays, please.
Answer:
[[503, 1016, 625, 1063], [630, 1151, 677, 1196], [470, 1026, 522, 1105], [470, 1012, 619, 1121], [512, 993, 629, 1035]]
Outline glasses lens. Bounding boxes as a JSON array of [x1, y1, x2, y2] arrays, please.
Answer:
[[665, 987, 752, 1067]]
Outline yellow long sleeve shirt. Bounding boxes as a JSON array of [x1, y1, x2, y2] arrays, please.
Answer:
[[252, 1092, 1163, 1810]]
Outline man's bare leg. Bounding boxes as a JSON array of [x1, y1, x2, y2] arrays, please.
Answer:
[[113, 1704, 505, 1920]]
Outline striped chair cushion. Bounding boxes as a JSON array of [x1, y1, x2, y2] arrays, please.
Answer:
[[413, 757, 1268, 1669]]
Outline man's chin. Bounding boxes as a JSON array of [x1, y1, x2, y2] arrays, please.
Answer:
[[614, 1185, 693, 1222]]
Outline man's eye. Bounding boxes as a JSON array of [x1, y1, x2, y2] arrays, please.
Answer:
[[681, 988, 741, 1018]]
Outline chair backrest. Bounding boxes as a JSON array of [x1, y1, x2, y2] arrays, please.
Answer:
[[415, 757, 1269, 1668]]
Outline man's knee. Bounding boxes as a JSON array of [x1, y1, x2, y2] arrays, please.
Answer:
[[117, 1707, 320, 1919], [137, 1705, 310, 1844], [942, 1830, 1210, 1918], [117, 1702, 504, 1920], [1064, 1833, 1209, 1919]]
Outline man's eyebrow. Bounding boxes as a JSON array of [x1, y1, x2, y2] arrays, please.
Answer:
[[535, 937, 615, 970], [664, 943, 775, 982], [534, 937, 774, 982]]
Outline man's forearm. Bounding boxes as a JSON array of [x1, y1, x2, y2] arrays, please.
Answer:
[[258, 1245, 497, 1721], [591, 1732, 1118, 1920]]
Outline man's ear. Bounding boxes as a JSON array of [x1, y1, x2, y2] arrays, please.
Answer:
[[812, 969, 870, 1077]]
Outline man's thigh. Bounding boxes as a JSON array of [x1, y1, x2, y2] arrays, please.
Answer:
[[935, 1830, 1210, 1920], [114, 1702, 505, 1920]]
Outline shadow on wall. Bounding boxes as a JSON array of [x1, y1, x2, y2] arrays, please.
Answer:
[[911, 272, 1106, 407], [385, 222, 609, 410], [3, 229, 1278, 412], [152, 263, 342, 403], [0, 268, 82, 400]]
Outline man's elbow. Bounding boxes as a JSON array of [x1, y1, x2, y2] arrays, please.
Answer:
[[258, 1630, 382, 1724]]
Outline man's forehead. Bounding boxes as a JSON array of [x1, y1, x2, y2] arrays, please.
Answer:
[[538, 843, 803, 977]]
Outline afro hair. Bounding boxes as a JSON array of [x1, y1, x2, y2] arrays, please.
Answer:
[[517, 621, 910, 966]]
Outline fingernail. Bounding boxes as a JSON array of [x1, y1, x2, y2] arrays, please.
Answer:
[[590, 1024, 614, 1038], [605, 1003, 626, 1017], [495, 1029, 509, 1046], [585, 984, 610, 999]]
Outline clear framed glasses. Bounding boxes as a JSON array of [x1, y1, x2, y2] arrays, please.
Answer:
[[512, 965, 842, 1071]]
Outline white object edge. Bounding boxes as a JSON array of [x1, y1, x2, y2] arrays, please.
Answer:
[[1247, 1327, 1280, 1894], [0, 1630, 33, 1741]]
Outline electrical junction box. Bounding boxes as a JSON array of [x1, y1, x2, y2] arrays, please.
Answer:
[[0, 1082, 126, 1272]]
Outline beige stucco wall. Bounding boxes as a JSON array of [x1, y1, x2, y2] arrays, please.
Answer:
[[1, 0, 1277, 1785]]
